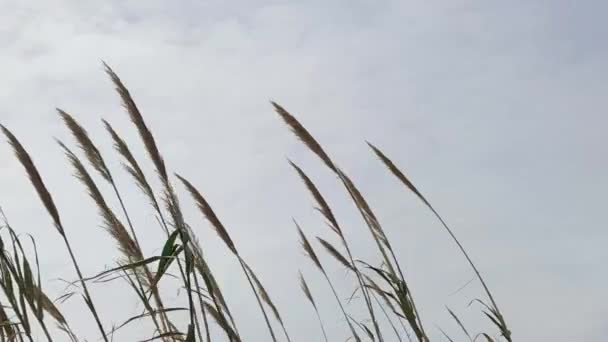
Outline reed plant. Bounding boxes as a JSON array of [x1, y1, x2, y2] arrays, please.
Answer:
[[0, 64, 512, 342]]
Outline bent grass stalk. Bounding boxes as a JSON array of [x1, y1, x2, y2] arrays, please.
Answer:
[[1, 125, 109, 342], [367, 142, 511, 341], [0, 65, 513, 342]]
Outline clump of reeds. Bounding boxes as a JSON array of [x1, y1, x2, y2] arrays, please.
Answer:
[[0, 64, 512, 342]]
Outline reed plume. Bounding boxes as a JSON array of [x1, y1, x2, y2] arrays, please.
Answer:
[[1, 125, 109, 342]]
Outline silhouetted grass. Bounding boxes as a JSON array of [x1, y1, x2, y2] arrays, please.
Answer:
[[0, 64, 512, 342]]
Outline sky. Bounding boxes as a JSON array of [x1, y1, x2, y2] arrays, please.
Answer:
[[1, 1, 607, 341]]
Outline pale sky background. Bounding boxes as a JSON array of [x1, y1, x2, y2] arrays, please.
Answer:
[[0, 1, 607, 341]]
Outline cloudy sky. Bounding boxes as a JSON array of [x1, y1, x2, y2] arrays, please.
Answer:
[[1, 1, 607, 341]]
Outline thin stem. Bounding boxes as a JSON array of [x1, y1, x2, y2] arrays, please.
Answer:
[[192, 274, 209, 342], [183, 248, 197, 341], [312, 306, 328, 342], [237, 258, 277, 342], [109, 181, 172, 337], [384, 238, 427, 341], [155, 196, 229, 342], [61, 234, 109, 342], [189, 285, 204, 342], [199, 264, 240, 341], [341, 181, 427, 340], [429, 207, 509, 340], [371, 291, 402, 342], [322, 271, 360, 342], [122, 270, 164, 338], [340, 236, 383, 342]]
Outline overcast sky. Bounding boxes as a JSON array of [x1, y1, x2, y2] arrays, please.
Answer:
[[1, 1, 607, 341]]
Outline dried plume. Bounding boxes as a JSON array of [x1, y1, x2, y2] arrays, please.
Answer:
[[58, 109, 111, 182], [367, 142, 429, 207], [316, 237, 354, 271], [288, 160, 341, 235], [293, 220, 323, 271], [1, 125, 63, 235], [272, 102, 337, 173], [298, 271, 317, 309], [58, 141, 140, 261], [102, 119, 158, 211], [203, 302, 239, 341], [103, 62, 168, 183], [246, 264, 283, 325], [176, 174, 237, 255]]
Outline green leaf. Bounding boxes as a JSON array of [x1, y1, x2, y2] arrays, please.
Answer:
[[160, 230, 179, 265], [155, 229, 180, 282], [84, 256, 162, 282], [22, 259, 34, 298], [184, 247, 194, 276], [154, 245, 184, 287], [483, 311, 503, 332]]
